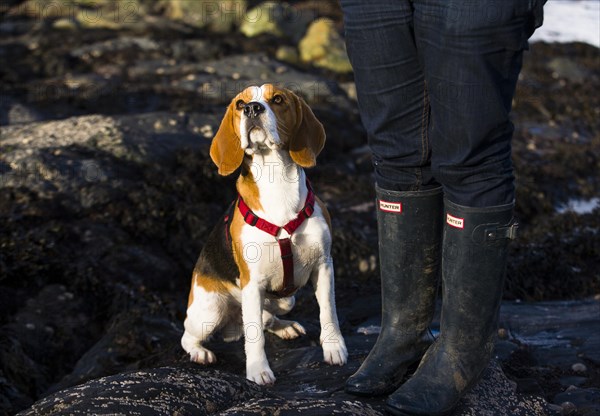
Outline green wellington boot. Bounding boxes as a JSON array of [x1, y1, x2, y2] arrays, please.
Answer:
[[345, 186, 443, 396], [386, 199, 518, 415]]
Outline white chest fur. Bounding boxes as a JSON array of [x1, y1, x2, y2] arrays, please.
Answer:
[[239, 150, 331, 292]]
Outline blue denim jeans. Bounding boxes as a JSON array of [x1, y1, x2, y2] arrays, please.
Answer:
[[341, 0, 543, 207]]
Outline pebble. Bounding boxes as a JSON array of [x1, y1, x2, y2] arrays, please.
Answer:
[[571, 363, 587, 373], [546, 404, 563, 415], [199, 125, 213, 138], [357, 325, 381, 335], [560, 401, 577, 414], [498, 327, 508, 339]]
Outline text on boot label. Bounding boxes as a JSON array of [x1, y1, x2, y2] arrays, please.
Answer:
[[379, 200, 402, 213], [446, 213, 465, 229]]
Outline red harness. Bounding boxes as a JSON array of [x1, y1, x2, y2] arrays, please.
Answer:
[[235, 181, 315, 297]]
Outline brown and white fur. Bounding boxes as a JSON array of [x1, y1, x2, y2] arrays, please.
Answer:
[[181, 84, 347, 385]]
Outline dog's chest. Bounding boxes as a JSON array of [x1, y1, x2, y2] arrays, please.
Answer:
[[239, 207, 330, 289]]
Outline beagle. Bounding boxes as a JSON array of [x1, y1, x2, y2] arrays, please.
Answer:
[[181, 84, 347, 385]]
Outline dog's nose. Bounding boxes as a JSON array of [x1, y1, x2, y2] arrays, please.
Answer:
[[243, 101, 265, 118]]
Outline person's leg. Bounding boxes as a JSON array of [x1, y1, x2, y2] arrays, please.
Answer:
[[386, 1, 539, 414], [418, 0, 536, 207], [342, 0, 438, 192], [340, 0, 442, 396]]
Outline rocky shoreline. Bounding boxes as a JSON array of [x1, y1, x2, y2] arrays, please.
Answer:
[[1, 1, 599, 415]]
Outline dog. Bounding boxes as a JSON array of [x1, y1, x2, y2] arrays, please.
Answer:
[[181, 84, 347, 385]]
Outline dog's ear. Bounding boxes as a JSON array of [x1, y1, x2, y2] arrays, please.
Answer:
[[210, 102, 244, 176], [289, 95, 325, 168]]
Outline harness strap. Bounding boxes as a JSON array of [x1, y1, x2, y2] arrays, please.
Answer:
[[236, 180, 315, 297], [277, 238, 296, 297]]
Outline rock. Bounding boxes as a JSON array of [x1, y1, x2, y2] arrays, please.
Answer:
[[163, 0, 247, 33], [498, 299, 600, 370], [240, 1, 312, 42], [558, 376, 587, 387], [17, 367, 270, 415], [554, 388, 600, 416], [167, 53, 353, 110], [0, 113, 228, 411], [547, 57, 588, 83], [240, 1, 286, 38], [454, 362, 550, 416], [19, 366, 383, 415], [17, 357, 552, 416], [219, 397, 383, 415], [6, 0, 148, 31], [0, 96, 43, 125], [8, 0, 74, 18], [340, 82, 357, 101], [51, 17, 77, 30], [299, 18, 352, 73], [571, 362, 587, 373], [70, 37, 161, 61], [276, 45, 300, 65]]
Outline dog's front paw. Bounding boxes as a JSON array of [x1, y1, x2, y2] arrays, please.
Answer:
[[247, 361, 276, 385], [267, 319, 306, 340], [188, 346, 217, 365], [322, 335, 348, 366]]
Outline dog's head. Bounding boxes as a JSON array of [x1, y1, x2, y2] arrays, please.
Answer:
[[209, 84, 326, 176]]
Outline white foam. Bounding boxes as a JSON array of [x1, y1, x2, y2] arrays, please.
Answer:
[[557, 197, 600, 214], [530, 0, 600, 48]]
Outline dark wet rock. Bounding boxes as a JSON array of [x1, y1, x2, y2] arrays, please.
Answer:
[[454, 362, 550, 416], [553, 387, 600, 416], [0, 96, 43, 125], [70, 36, 161, 61], [169, 53, 353, 107], [559, 376, 588, 388], [18, 367, 269, 416], [219, 397, 382, 415], [499, 300, 600, 369]]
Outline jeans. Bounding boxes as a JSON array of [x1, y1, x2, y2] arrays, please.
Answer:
[[341, 0, 543, 207]]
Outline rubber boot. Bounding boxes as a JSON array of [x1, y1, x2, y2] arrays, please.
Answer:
[[345, 186, 443, 396], [386, 199, 518, 416]]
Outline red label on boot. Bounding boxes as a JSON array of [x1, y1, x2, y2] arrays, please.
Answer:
[[379, 200, 402, 213], [446, 213, 464, 228]]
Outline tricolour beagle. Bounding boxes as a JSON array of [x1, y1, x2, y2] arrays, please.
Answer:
[[181, 84, 347, 385]]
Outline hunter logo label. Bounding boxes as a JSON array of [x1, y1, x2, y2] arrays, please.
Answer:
[[446, 213, 465, 229], [379, 200, 402, 213]]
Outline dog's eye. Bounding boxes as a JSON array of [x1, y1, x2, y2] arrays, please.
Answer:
[[271, 95, 283, 105], [235, 99, 245, 110]]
